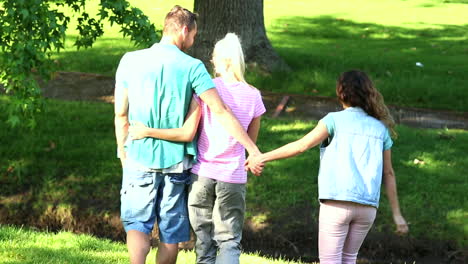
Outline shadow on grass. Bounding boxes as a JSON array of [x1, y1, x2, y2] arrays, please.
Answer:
[[0, 98, 126, 240], [244, 119, 467, 262], [1, 100, 467, 262]]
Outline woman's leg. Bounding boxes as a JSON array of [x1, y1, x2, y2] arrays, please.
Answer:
[[318, 201, 353, 264], [188, 174, 217, 264], [212, 181, 246, 264], [341, 204, 376, 264]]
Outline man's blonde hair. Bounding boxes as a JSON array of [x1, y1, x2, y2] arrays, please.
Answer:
[[163, 5, 198, 34]]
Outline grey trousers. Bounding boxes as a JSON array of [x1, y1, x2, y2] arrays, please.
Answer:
[[188, 174, 246, 264]]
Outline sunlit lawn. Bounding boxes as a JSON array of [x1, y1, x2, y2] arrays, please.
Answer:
[[51, 0, 468, 111], [0, 225, 307, 264]]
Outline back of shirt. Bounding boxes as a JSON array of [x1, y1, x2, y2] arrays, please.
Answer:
[[115, 44, 214, 169], [318, 107, 392, 207], [191, 77, 266, 184]]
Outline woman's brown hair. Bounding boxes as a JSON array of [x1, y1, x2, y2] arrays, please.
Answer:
[[336, 70, 396, 137]]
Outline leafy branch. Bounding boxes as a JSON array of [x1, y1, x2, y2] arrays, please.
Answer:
[[0, 0, 158, 128]]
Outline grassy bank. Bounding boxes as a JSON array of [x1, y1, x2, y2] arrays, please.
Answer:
[[0, 97, 467, 260], [0, 225, 306, 264], [49, 0, 468, 111]]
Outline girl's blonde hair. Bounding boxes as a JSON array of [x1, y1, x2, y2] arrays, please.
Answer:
[[212, 33, 247, 84], [336, 70, 397, 137]]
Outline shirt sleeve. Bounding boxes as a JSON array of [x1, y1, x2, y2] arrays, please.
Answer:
[[191, 61, 215, 96], [115, 53, 129, 91], [320, 113, 335, 137], [254, 90, 266, 118], [192, 93, 202, 105], [383, 129, 393, 150]]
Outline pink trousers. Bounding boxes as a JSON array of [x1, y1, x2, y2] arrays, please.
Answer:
[[319, 200, 377, 264]]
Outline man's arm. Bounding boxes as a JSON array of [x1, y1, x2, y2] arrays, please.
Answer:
[[129, 98, 201, 142], [114, 86, 129, 167], [199, 88, 260, 155]]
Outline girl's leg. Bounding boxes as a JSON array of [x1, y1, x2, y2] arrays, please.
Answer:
[[318, 201, 353, 264], [188, 174, 217, 264], [212, 181, 246, 264], [342, 204, 376, 264]]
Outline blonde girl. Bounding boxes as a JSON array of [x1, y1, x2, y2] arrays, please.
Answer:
[[129, 33, 266, 264]]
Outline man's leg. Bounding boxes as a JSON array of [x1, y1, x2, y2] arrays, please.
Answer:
[[127, 230, 151, 264], [120, 169, 158, 264], [212, 182, 246, 264], [156, 172, 192, 264], [188, 174, 217, 264], [156, 242, 179, 264]]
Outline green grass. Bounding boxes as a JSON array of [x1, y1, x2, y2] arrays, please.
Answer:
[[250, 118, 468, 247], [0, 225, 306, 264], [0, 96, 467, 253], [50, 0, 468, 111]]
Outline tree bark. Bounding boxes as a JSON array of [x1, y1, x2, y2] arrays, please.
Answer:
[[191, 0, 290, 72]]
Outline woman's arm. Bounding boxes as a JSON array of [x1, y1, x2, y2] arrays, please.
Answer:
[[383, 149, 409, 234], [247, 121, 329, 175], [129, 98, 201, 142]]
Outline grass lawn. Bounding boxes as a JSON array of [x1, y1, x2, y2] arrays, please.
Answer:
[[1, 0, 467, 262], [50, 0, 468, 112], [0, 225, 306, 264], [0, 97, 467, 259]]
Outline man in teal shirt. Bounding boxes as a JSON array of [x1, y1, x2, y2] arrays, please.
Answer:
[[114, 6, 261, 264]]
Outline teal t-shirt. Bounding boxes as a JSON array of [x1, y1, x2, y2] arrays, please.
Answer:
[[115, 43, 215, 169]]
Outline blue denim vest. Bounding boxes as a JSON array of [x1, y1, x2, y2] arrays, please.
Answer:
[[318, 107, 389, 208]]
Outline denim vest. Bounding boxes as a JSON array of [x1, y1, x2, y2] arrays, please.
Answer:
[[318, 107, 389, 208]]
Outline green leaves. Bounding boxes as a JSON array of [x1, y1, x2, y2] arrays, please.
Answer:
[[99, 0, 158, 47], [0, 0, 159, 128]]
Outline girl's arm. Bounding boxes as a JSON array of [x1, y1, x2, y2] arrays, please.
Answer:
[[383, 149, 409, 234], [129, 98, 201, 142], [247, 121, 329, 175], [247, 116, 262, 143]]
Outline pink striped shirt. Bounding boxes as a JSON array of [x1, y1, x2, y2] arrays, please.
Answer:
[[191, 77, 266, 184]]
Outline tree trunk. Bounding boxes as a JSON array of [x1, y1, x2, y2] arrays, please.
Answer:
[[191, 0, 290, 72]]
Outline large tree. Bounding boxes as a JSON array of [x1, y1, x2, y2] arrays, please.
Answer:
[[191, 0, 290, 72], [0, 0, 289, 126]]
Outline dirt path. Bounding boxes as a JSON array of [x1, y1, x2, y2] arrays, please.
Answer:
[[40, 71, 468, 130]]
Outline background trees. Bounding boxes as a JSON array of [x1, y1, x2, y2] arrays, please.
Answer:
[[0, 0, 285, 127], [0, 0, 157, 127]]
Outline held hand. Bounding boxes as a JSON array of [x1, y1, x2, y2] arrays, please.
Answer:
[[128, 121, 149, 140], [393, 214, 409, 235], [245, 153, 265, 176]]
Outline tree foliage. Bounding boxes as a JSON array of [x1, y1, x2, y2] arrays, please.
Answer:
[[0, 0, 158, 127]]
